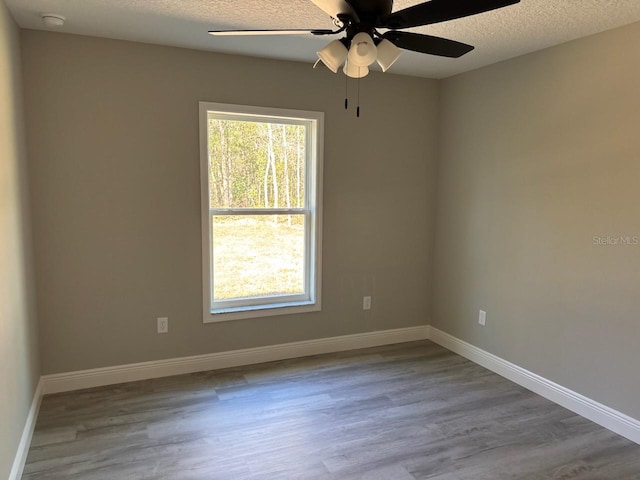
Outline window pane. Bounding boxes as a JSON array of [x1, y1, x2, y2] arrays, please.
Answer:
[[208, 119, 306, 209], [212, 215, 306, 301]]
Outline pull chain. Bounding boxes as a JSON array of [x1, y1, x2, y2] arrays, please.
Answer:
[[344, 60, 349, 110], [356, 71, 361, 118]]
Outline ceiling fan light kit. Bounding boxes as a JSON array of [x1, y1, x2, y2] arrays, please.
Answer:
[[317, 32, 401, 77], [318, 33, 385, 78]]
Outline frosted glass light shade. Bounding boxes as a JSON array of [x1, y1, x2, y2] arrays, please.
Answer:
[[317, 40, 348, 73], [347, 32, 377, 67], [376, 39, 402, 72], [343, 61, 369, 78]]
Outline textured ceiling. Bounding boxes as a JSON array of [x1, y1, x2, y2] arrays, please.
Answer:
[[6, 0, 640, 78]]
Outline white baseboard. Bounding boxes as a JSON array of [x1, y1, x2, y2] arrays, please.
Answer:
[[41, 325, 430, 395], [9, 378, 43, 480], [15, 323, 640, 479], [428, 327, 640, 445]]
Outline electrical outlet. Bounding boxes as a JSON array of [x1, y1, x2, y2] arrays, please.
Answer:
[[478, 310, 486, 326], [157, 317, 169, 334], [363, 296, 371, 310]]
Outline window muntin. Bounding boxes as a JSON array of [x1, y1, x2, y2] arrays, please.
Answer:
[[200, 103, 323, 322]]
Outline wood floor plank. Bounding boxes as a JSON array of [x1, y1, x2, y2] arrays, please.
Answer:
[[23, 341, 640, 479]]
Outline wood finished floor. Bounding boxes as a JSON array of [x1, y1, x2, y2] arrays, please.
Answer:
[[24, 341, 640, 479]]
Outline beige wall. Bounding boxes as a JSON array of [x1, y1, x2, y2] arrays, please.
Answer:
[[0, 4, 39, 479], [21, 31, 438, 375], [433, 22, 640, 419]]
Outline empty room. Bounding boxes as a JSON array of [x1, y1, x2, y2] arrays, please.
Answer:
[[2, 0, 640, 478]]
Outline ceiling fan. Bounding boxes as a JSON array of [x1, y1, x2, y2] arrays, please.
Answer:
[[209, 0, 521, 78]]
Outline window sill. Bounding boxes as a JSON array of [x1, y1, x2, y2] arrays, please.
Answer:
[[204, 301, 320, 323]]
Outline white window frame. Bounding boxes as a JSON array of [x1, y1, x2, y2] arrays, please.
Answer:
[[199, 102, 323, 323]]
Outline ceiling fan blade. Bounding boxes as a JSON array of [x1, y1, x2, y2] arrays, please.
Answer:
[[382, 0, 520, 29], [208, 28, 336, 36], [383, 31, 474, 58], [309, 0, 359, 22]]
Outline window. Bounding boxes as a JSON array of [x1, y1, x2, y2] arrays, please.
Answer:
[[199, 102, 323, 322]]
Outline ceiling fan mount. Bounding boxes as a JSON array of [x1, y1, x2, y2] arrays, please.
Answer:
[[208, 0, 521, 76]]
